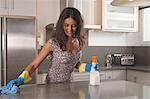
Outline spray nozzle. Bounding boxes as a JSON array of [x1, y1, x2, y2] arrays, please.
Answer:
[[92, 56, 97, 63], [91, 56, 98, 72]]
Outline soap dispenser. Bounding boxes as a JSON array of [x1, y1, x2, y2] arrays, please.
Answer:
[[89, 56, 100, 86]]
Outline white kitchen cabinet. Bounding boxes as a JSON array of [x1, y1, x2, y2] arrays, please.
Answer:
[[36, 70, 126, 84], [71, 70, 126, 82], [105, 70, 126, 80], [66, 0, 138, 32], [143, 8, 150, 41], [37, 0, 60, 46], [127, 70, 150, 86], [105, 70, 113, 80], [71, 71, 106, 82], [102, 0, 138, 32], [99, 71, 106, 81], [36, 73, 47, 84], [141, 7, 150, 46], [66, 0, 101, 29], [36, 72, 90, 84], [112, 70, 126, 80], [71, 72, 90, 82], [0, 0, 8, 15], [0, 0, 36, 16]]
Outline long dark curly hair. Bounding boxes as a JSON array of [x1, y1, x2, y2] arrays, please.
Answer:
[[52, 7, 85, 51]]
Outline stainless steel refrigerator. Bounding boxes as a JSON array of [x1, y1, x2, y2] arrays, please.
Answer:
[[0, 16, 36, 86]]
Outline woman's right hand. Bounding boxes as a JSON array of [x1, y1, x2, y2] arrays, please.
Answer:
[[0, 78, 24, 94], [7, 70, 32, 90], [6, 77, 24, 90]]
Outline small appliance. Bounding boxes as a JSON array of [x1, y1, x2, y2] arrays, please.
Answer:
[[121, 54, 134, 66]]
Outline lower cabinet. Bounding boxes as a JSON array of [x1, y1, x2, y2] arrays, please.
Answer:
[[71, 72, 90, 82], [102, 70, 126, 80], [112, 70, 127, 80], [127, 70, 150, 86], [35, 69, 149, 85], [71, 70, 126, 82], [36, 73, 47, 84]]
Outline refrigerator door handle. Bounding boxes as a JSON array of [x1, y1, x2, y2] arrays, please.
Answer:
[[2, 17, 7, 85]]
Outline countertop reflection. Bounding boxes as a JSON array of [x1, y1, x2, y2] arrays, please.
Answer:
[[0, 80, 150, 99]]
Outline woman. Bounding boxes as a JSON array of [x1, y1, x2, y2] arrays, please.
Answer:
[[0, 7, 85, 94]]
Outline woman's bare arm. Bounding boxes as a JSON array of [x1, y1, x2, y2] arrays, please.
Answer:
[[24, 41, 54, 74]]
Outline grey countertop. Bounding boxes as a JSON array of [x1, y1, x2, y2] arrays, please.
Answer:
[[0, 80, 150, 99], [38, 65, 150, 74], [100, 65, 150, 72]]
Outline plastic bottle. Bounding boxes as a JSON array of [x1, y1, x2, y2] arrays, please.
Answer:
[[89, 56, 100, 86]]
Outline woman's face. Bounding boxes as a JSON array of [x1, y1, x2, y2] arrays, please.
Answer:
[[64, 17, 77, 38]]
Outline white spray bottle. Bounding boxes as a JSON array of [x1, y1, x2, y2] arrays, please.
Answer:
[[89, 56, 100, 86]]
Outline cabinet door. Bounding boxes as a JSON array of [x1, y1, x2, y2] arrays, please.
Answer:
[[105, 71, 113, 80], [36, 73, 47, 84], [67, 0, 101, 29], [103, 16, 137, 32], [127, 70, 150, 86], [37, 0, 60, 45], [102, 0, 138, 32], [100, 71, 106, 81], [9, 0, 36, 16], [71, 72, 90, 82], [0, 0, 9, 15], [143, 8, 150, 41], [112, 70, 126, 80], [0, 0, 3, 14], [82, 0, 101, 26]]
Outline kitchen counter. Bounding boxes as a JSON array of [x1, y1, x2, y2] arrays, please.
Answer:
[[0, 80, 150, 99], [100, 65, 150, 72], [126, 66, 150, 72], [38, 65, 150, 74]]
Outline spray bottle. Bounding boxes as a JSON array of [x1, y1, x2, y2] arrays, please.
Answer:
[[89, 56, 100, 86]]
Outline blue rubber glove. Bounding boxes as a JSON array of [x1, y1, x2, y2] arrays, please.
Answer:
[[94, 64, 100, 71], [85, 63, 100, 72], [0, 85, 19, 94], [85, 63, 91, 72], [6, 77, 24, 90]]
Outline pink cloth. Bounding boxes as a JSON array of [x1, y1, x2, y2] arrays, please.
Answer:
[[46, 38, 80, 83]]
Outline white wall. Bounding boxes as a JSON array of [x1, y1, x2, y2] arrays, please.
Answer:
[[88, 9, 150, 47], [88, 30, 142, 46]]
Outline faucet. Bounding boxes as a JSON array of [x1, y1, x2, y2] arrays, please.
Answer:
[[105, 54, 113, 68]]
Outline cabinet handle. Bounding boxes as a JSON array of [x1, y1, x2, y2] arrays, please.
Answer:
[[134, 77, 137, 82]]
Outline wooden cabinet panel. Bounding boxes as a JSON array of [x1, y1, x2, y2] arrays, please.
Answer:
[[0, 0, 36, 16], [9, 0, 36, 16]]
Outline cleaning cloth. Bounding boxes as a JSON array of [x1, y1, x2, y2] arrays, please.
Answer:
[[0, 85, 19, 94]]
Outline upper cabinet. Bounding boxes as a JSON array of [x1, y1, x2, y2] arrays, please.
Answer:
[[0, 0, 36, 16], [0, 0, 8, 15], [66, 0, 102, 29], [37, 0, 60, 45], [65, 0, 139, 32], [103, 0, 139, 32], [142, 7, 150, 41]]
